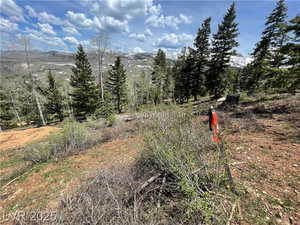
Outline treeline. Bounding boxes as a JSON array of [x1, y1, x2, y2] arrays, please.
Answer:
[[0, 0, 299, 130], [0, 44, 128, 130], [165, 0, 299, 103]]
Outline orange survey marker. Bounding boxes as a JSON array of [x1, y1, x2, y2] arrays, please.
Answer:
[[209, 106, 220, 143], [211, 111, 220, 143]]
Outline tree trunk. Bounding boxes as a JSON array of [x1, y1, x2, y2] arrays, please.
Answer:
[[9, 91, 21, 122], [100, 71, 104, 100], [34, 90, 46, 126], [194, 95, 198, 102]]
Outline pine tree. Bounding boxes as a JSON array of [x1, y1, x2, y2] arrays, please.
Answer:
[[43, 71, 64, 122], [106, 56, 128, 113], [192, 17, 211, 100], [207, 3, 239, 98], [173, 48, 191, 103], [248, 0, 288, 92], [70, 45, 99, 120], [266, 0, 288, 67], [0, 87, 15, 130], [280, 15, 300, 93], [151, 49, 167, 104]]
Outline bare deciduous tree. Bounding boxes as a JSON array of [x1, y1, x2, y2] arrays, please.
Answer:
[[91, 32, 110, 100], [19, 35, 46, 126]]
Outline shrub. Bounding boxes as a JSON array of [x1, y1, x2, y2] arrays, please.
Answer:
[[23, 142, 52, 164], [23, 120, 98, 163], [105, 114, 116, 127], [139, 111, 224, 195]]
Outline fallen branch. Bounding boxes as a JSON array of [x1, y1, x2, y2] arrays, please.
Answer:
[[1, 167, 33, 189], [126, 173, 162, 205], [157, 175, 166, 208]]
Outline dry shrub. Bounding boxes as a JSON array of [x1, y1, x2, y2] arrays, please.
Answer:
[[13, 168, 167, 225]]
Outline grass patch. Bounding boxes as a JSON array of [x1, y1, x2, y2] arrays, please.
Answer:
[[0, 155, 23, 169], [22, 120, 100, 164]]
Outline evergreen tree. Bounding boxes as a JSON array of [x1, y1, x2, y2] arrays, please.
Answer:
[[43, 71, 64, 122], [280, 15, 300, 93], [207, 3, 239, 98], [0, 87, 15, 130], [174, 48, 191, 103], [106, 56, 128, 113], [248, 0, 288, 92], [192, 17, 211, 100], [70, 45, 98, 120], [151, 49, 167, 104]]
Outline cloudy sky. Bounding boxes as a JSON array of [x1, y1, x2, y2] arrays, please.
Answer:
[[0, 0, 299, 56]]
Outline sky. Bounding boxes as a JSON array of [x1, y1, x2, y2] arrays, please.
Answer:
[[0, 0, 299, 57]]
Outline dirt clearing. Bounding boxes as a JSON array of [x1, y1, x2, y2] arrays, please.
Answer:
[[0, 127, 60, 151]]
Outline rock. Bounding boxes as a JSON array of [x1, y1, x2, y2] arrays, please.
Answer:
[[217, 96, 226, 102]]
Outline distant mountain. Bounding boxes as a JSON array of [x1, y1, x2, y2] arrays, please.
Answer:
[[230, 55, 253, 68]]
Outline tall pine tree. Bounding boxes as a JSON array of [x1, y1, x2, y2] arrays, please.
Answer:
[[151, 49, 167, 104], [207, 3, 239, 98], [174, 48, 191, 103], [192, 17, 211, 101], [248, 0, 288, 92], [70, 45, 98, 120], [280, 15, 300, 93], [106, 56, 128, 113]]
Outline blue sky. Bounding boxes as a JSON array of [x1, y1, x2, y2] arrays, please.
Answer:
[[0, 0, 299, 56]]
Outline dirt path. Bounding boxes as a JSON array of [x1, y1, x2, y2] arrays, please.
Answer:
[[0, 136, 142, 215], [0, 127, 60, 151]]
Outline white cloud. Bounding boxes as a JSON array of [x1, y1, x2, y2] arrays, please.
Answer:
[[37, 23, 56, 35], [25, 5, 37, 18], [47, 37, 66, 47], [66, 11, 95, 28], [26, 6, 64, 25], [146, 13, 192, 29], [62, 25, 80, 35], [129, 33, 146, 42], [0, 0, 25, 22], [81, 0, 153, 20], [99, 16, 129, 33], [38, 12, 64, 25], [179, 14, 192, 24], [147, 3, 161, 16], [24, 27, 66, 47], [155, 33, 194, 49], [64, 36, 79, 45], [0, 17, 18, 32], [132, 47, 145, 53], [66, 11, 128, 33], [145, 3, 192, 30], [145, 28, 153, 37]]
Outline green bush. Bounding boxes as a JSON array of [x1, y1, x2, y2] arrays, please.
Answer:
[[105, 114, 116, 127], [93, 99, 114, 119], [23, 120, 97, 164], [141, 111, 224, 195], [23, 142, 52, 164]]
